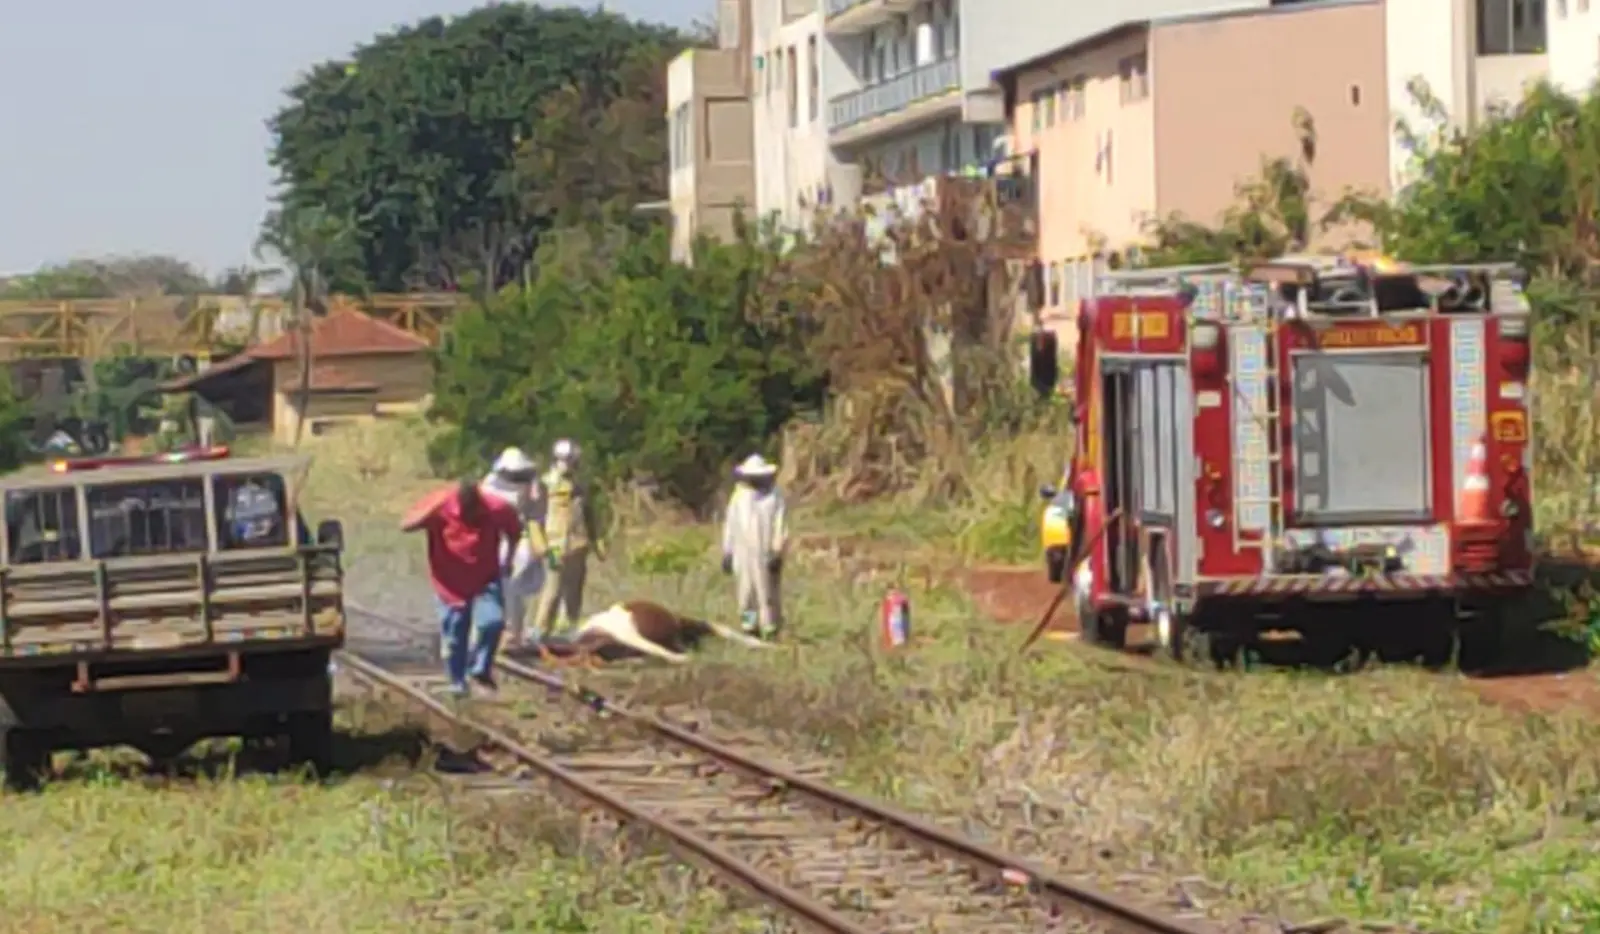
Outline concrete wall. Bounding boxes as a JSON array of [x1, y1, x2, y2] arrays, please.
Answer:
[[269, 354, 431, 445], [1012, 28, 1156, 320], [1152, 1, 1391, 234], [666, 48, 757, 260], [1550, 0, 1600, 93], [964, 0, 1270, 90], [1006, 1, 1393, 351], [752, 10, 836, 225]]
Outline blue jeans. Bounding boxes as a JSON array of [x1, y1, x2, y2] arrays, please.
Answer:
[[437, 580, 505, 693]]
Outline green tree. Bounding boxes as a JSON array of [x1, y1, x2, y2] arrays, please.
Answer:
[[0, 255, 210, 299], [429, 226, 821, 513], [265, 5, 684, 294], [0, 376, 27, 471]]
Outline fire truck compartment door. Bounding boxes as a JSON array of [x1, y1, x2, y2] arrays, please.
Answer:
[[1290, 350, 1431, 523], [1134, 361, 1197, 581]]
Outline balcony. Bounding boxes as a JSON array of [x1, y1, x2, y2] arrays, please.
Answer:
[[828, 58, 961, 144], [824, 0, 920, 35], [858, 163, 1038, 259]]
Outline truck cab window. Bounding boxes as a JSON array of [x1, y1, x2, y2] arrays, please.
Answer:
[[5, 489, 82, 564], [86, 479, 209, 558], [214, 473, 290, 550]]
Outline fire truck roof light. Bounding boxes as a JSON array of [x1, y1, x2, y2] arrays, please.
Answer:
[[50, 445, 232, 473], [1192, 321, 1222, 350]]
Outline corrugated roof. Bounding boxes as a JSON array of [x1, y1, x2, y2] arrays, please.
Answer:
[[249, 308, 429, 360]]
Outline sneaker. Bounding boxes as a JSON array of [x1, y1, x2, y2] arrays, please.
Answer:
[[446, 682, 470, 700], [740, 611, 758, 634]]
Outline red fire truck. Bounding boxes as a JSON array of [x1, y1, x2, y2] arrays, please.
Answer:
[[1053, 253, 1534, 667]]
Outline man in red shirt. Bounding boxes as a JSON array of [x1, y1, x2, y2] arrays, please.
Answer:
[[402, 480, 523, 697]]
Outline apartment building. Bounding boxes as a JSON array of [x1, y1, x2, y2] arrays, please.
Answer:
[[997, 0, 1393, 342], [750, 0, 857, 226], [1549, 0, 1598, 92], [1384, 0, 1549, 186], [822, 0, 1006, 198], [667, 45, 756, 261]]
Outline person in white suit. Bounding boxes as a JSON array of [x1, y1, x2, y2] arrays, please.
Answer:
[[479, 447, 544, 647], [721, 454, 788, 639]]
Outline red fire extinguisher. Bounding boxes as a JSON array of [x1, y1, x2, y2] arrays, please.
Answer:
[[879, 588, 911, 650]]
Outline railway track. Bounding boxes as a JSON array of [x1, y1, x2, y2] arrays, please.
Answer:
[[337, 643, 1218, 934]]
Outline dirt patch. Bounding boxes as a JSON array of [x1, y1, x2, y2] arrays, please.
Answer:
[[960, 567, 1064, 626], [1469, 670, 1600, 714]]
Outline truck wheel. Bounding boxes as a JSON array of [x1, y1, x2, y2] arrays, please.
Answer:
[[1154, 605, 1183, 660], [3, 730, 51, 792], [1082, 610, 1128, 650], [1458, 605, 1507, 673], [285, 711, 334, 776]]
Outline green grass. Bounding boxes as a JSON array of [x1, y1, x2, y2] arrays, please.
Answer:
[[0, 703, 766, 934], [21, 420, 1600, 933], [575, 533, 1600, 934]]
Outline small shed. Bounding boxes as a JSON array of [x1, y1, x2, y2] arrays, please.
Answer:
[[164, 307, 432, 445]]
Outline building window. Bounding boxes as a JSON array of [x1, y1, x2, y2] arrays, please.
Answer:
[[669, 102, 691, 170], [1096, 129, 1114, 184], [787, 45, 798, 128], [1030, 89, 1044, 131], [1477, 0, 1546, 54], [1119, 54, 1149, 103], [1049, 263, 1062, 306], [1064, 75, 1087, 120], [1555, 0, 1566, 15], [1042, 86, 1057, 127], [807, 37, 819, 123]]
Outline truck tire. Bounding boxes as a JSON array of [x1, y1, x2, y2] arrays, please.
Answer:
[[1457, 605, 1506, 673], [1082, 609, 1128, 649], [3, 730, 50, 793], [285, 710, 334, 776]]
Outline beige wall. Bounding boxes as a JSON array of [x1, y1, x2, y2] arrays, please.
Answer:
[[1011, 29, 1156, 333], [269, 354, 432, 445], [667, 48, 756, 261], [1006, 2, 1392, 342], [1151, 2, 1391, 238]]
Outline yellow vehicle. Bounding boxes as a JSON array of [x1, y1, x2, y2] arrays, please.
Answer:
[[1037, 480, 1076, 584]]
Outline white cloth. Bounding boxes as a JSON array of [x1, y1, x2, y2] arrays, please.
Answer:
[[721, 484, 787, 634], [480, 471, 544, 639]]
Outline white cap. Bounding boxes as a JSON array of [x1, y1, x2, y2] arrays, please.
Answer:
[[734, 454, 777, 477], [552, 439, 578, 462], [492, 447, 534, 474]]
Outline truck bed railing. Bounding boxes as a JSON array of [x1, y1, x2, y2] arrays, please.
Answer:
[[0, 546, 344, 659]]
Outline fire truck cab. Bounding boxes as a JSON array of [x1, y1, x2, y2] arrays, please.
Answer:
[[1061, 254, 1534, 667]]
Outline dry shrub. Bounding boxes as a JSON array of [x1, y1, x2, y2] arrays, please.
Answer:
[[771, 175, 1042, 506]]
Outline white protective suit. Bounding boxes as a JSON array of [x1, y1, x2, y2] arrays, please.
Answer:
[[722, 455, 788, 637], [479, 447, 544, 644]]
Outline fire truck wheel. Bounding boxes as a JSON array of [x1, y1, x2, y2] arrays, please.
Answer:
[[1457, 608, 1506, 673], [1082, 610, 1128, 649], [1154, 605, 1181, 658]]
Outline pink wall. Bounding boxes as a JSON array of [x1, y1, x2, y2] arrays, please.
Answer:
[[1150, 3, 1390, 239], [1006, 3, 1392, 344], [1012, 29, 1155, 328]]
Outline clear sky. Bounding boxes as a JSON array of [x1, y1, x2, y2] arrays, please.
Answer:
[[0, 1, 702, 277]]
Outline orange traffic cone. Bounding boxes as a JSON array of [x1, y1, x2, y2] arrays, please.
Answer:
[[1457, 437, 1492, 524]]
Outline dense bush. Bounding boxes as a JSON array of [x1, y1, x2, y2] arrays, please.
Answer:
[[427, 226, 823, 514]]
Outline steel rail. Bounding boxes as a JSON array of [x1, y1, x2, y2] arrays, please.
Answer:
[[494, 653, 1218, 934], [336, 650, 874, 934]]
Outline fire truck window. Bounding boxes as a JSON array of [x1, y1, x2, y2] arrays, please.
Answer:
[[5, 488, 82, 564], [86, 479, 208, 559], [213, 473, 290, 550]]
